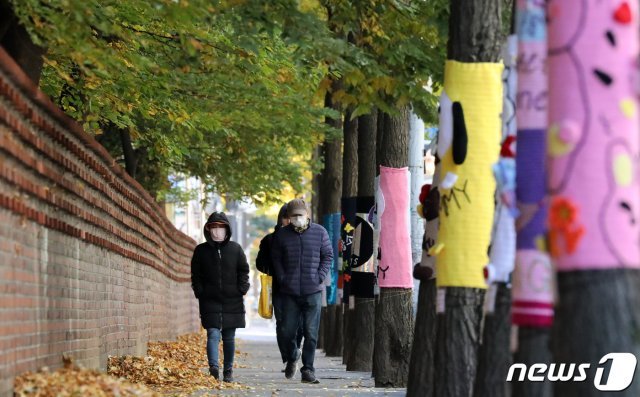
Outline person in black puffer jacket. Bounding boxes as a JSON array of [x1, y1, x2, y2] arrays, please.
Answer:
[[256, 204, 303, 370], [191, 212, 250, 383]]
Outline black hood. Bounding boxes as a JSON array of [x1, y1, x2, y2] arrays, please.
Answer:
[[204, 211, 232, 245], [275, 203, 288, 232]]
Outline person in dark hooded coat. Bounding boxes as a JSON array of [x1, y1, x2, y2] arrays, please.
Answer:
[[191, 211, 250, 383], [256, 204, 303, 370]]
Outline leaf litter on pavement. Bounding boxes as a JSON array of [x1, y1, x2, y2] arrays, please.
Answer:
[[14, 331, 249, 396]]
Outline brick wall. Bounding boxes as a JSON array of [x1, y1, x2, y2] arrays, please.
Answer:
[[0, 48, 200, 396]]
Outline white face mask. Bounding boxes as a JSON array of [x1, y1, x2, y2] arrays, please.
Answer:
[[210, 227, 227, 242], [291, 215, 307, 228]]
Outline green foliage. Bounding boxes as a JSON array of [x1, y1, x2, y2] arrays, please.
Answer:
[[10, 0, 450, 203], [219, 0, 449, 122], [325, 0, 449, 121], [11, 0, 336, 203]]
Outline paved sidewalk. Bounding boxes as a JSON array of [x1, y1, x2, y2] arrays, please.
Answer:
[[192, 317, 406, 396]]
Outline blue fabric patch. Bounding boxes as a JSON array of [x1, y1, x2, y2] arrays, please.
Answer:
[[323, 212, 341, 305], [517, 7, 546, 42]]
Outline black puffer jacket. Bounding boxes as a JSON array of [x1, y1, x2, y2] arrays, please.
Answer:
[[191, 212, 250, 329], [256, 204, 288, 294]]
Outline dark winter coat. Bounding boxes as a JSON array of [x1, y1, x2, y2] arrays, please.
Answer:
[[256, 232, 280, 293], [191, 212, 250, 329], [271, 222, 333, 296], [256, 204, 288, 295]]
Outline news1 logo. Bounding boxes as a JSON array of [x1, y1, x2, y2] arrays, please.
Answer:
[[507, 353, 638, 391]]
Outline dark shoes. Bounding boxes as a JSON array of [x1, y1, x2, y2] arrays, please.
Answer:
[[284, 349, 301, 379], [209, 366, 233, 382], [223, 369, 234, 383], [301, 369, 320, 384]]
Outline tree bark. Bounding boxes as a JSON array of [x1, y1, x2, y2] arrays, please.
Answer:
[[342, 302, 349, 364], [357, 112, 377, 194], [512, 327, 552, 397], [435, 287, 485, 396], [378, 110, 409, 168], [0, 0, 14, 40], [319, 90, 343, 356], [475, 3, 516, 392], [344, 112, 377, 372], [544, 0, 640, 395], [448, 0, 503, 63], [512, 2, 553, 396], [0, 3, 45, 84], [551, 270, 640, 396], [373, 288, 413, 387], [325, 109, 357, 358], [432, 2, 503, 396], [311, 145, 322, 223], [0, 18, 46, 85], [372, 108, 413, 387], [474, 283, 512, 397], [319, 90, 343, 218], [120, 129, 140, 178], [376, 109, 385, 171], [406, 279, 437, 397], [342, 110, 359, 199]]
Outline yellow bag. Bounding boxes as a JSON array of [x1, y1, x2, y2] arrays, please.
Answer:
[[258, 273, 273, 319]]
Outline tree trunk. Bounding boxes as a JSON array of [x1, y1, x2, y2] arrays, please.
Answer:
[[342, 302, 349, 364], [545, 1, 640, 395], [512, 3, 554, 396], [319, 90, 343, 356], [357, 112, 377, 196], [0, 0, 14, 40], [407, 161, 439, 396], [474, 282, 512, 397], [344, 112, 377, 372], [0, 1, 45, 84], [476, 8, 517, 393], [375, 109, 385, 171], [325, 109, 357, 358], [319, 92, 343, 217], [373, 287, 413, 387], [311, 145, 322, 223], [377, 110, 409, 168], [433, 2, 503, 396], [315, 141, 324, 351], [551, 270, 640, 396], [372, 108, 413, 387], [120, 129, 140, 178], [448, 0, 503, 63], [435, 288, 485, 396], [512, 327, 552, 397], [406, 278, 437, 397], [342, 110, 359, 198]]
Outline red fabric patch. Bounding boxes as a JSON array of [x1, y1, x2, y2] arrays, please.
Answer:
[[512, 313, 554, 328], [419, 184, 431, 203], [614, 2, 632, 24], [500, 135, 517, 158]]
